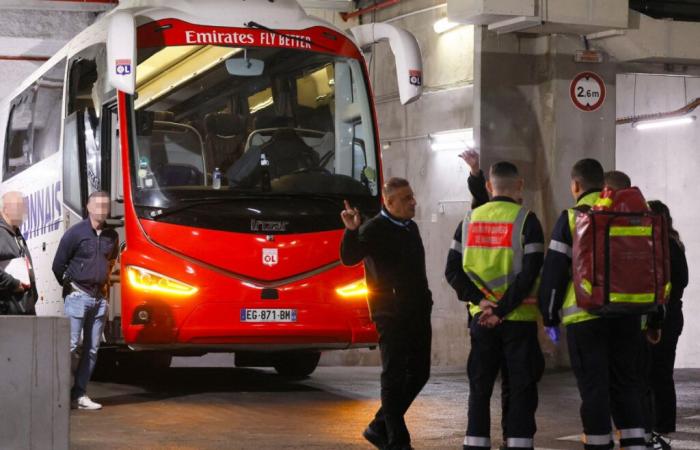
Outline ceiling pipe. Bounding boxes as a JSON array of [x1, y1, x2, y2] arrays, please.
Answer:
[[0, 55, 50, 61], [341, 0, 401, 22], [47, 0, 117, 3], [616, 97, 700, 125], [0, 0, 117, 11]]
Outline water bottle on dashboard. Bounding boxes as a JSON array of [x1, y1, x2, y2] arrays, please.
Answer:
[[212, 167, 222, 190]]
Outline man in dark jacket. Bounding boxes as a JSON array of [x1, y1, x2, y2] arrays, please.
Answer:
[[340, 177, 432, 450], [52, 191, 119, 411], [0, 191, 37, 315]]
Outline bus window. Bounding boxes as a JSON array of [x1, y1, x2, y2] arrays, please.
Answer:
[[84, 110, 101, 195], [3, 94, 33, 180], [129, 45, 378, 221], [108, 108, 123, 201], [3, 59, 66, 181], [62, 111, 86, 215], [63, 45, 111, 214], [33, 61, 66, 163]]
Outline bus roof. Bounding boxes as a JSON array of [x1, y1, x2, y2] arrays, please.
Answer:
[[1, 0, 349, 105]]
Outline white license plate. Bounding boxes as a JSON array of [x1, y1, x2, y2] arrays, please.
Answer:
[[240, 308, 297, 323]]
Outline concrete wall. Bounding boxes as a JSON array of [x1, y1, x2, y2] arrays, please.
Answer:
[[475, 30, 617, 234], [616, 73, 700, 368], [0, 316, 71, 450], [324, 0, 476, 367], [0, 10, 97, 101]]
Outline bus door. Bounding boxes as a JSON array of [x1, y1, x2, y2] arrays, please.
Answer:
[[62, 45, 126, 343]]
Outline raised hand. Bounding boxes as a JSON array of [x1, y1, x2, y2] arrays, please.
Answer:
[[458, 149, 480, 176], [341, 200, 362, 231]]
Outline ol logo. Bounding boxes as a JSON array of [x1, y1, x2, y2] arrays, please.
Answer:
[[409, 69, 422, 87], [116, 59, 132, 75], [262, 248, 278, 267]]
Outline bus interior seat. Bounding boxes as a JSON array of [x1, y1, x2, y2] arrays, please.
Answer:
[[260, 128, 319, 179], [205, 112, 245, 172], [296, 105, 333, 132], [147, 111, 204, 187]]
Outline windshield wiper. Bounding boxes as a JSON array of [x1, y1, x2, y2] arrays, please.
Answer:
[[245, 21, 335, 53], [146, 196, 268, 220], [145, 193, 350, 221]]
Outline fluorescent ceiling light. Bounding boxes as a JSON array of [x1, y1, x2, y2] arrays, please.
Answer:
[[250, 97, 274, 114], [434, 18, 460, 34], [430, 128, 474, 151], [487, 16, 542, 35], [632, 116, 696, 130]]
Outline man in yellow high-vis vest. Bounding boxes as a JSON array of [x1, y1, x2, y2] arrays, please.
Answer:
[[538, 159, 646, 450], [462, 162, 545, 450]]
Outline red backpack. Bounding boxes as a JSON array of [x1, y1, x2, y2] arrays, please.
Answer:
[[571, 187, 670, 316]]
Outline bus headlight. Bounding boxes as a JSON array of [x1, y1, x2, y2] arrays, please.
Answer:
[[126, 266, 198, 296], [335, 279, 368, 299]]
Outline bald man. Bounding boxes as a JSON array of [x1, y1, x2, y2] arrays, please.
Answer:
[[0, 191, 37, 315]]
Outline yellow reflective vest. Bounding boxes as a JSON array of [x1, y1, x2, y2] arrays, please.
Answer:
[[561, 191, 602, 326], [462, 201, 539, 322]]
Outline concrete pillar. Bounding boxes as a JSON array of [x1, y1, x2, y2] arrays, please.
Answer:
[[0, 316, 71, 450], [474, 28, 616, 232], [473, 28, 617, 366]]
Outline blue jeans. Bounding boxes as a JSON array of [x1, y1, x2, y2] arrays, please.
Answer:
[[64, 291, 107, 400]]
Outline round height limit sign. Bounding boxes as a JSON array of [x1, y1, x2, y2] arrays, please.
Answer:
[[570, 71, 606, 112]]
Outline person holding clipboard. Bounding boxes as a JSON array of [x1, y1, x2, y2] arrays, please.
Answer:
[[0, 191, 36, 316]]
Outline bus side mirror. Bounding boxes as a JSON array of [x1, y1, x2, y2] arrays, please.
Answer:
[[350, 23, 423, 105], [107, 11, 136, 94]]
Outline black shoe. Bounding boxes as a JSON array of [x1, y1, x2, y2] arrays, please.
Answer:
[[650, 432, 671, 450], [363, 426, 388, 449]]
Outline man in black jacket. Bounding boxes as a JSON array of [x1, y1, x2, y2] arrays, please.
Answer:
[[52, 191, 119, 411], [340, 177, 431, 450], [0, 191, 37, 315]]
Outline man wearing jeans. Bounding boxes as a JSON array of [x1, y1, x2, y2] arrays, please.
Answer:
[[52, 191, 118, 410]]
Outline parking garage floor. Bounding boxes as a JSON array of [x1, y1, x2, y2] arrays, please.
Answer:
[[70, 357, 700, 449]]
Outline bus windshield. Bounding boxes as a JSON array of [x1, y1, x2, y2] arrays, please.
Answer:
[[129, 44, 379, 227]]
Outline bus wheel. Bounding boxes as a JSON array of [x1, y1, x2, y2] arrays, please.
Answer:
[[273, 351, 321, 378]]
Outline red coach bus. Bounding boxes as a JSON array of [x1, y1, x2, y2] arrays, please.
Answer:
[[0, 0, 422, 376]]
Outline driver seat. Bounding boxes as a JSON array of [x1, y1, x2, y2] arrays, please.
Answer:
[[260, 128, 319, 179]]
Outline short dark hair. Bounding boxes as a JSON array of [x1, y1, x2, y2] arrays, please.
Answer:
[[490, 161, 519, 178], [87, 191, 109, 204], [604, 170, 631, 190], [571, 159, 604, 191], [382, 177, 410, 197], [489, 161, 520, 190]]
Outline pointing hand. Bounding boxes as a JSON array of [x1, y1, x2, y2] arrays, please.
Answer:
[[341, 200, 362, 231]]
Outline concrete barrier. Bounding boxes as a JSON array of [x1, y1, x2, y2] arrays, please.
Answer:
[[0, 316, 70, 450]]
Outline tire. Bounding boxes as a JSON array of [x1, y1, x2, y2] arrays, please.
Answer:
[[273, 351, 321, 378]]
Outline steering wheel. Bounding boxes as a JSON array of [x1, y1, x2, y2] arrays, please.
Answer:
[[291, 166, 331, 175]]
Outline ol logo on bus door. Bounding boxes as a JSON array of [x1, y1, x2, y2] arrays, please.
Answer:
[[262, 248, 279, 267]]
